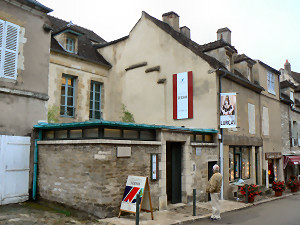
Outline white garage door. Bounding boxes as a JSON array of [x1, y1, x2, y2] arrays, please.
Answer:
[[0, 135, 30, 205]]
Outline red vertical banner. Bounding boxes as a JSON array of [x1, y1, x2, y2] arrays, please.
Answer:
[[188, 71, 193, 118], [173, 74, 177, 120]]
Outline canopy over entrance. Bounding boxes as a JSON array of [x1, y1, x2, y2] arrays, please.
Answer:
[[283, 155, 300, 169]]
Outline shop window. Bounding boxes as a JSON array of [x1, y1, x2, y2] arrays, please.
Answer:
[[229, 147, 234, 182], [229, 146, 251, 181]]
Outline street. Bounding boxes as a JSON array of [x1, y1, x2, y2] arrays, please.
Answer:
[[191, 194, 300, 225]]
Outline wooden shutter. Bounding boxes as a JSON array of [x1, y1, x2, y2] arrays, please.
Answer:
[[0, 19, 4, 77], [3, 21, 19, 79]]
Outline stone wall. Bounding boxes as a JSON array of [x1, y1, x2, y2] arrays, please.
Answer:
[[38, 142, 160, 218]]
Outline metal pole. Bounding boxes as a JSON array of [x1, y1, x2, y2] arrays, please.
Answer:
[[245, 184, 249, 204], [136, 192, 140, 225], [193, 189, 196, 216]]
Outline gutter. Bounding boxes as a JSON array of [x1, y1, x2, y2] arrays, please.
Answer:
[[32, 129, 42, 200]]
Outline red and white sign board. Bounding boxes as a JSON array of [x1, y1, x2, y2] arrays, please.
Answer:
[[119, 176, 154, 220], [173, 71, 193, 120]]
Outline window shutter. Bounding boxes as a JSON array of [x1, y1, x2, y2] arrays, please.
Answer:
[[3, 22, 19, 79], [0, 19, 5, 77]]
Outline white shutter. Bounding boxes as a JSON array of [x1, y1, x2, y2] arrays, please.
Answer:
[[3, 22, 19, 79], [0, 19, 5, 77]]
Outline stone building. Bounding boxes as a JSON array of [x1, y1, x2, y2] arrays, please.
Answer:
[[279, 60, 300, 180], [34, 120, 218, 217], [0, 0, 52, 205], [47, 15, 111, 123]]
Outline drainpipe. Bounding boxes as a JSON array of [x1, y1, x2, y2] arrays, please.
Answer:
[[32, 129, 42, 200], [217, 68, 228, 200]]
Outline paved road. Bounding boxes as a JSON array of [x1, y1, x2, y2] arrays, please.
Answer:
[[190, 194, 300, 225]]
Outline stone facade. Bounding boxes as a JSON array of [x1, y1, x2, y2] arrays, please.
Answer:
[[38, 141, 160, 218], [0, 0, 51, 136]]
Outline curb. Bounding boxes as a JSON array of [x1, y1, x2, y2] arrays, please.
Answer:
[[171, 192, 299, 225]]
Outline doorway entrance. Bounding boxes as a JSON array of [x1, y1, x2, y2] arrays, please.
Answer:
[[166, 142, 182, 204], [207, 161, 217, 201]]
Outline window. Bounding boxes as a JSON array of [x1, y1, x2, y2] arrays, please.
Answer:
[[267, 71, 275, 95], [0, 19, 19, 79], [66, 37, 74, 53], [60, 75, 76, 117], [229, 146, 251, 181], [248, 103, 255, 134], [89, 81, 102, 119]]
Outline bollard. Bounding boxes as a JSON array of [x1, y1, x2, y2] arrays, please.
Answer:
[[136, 191, 140, 225], [245, 184, 248, 204], [193, 189, 196, 216]]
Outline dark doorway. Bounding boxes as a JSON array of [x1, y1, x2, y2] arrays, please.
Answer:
[[207, 161, 217, 201], [166, 142, 182, 204], [268, 160, 274, 187]]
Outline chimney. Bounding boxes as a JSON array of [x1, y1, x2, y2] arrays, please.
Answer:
[[162, 11, 180, 32], [284, 59, 291, 75], [180, 26, 190, 39], [217, 27, 231, 44]]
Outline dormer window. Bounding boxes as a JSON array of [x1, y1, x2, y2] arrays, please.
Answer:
[[66, 37, 75, 53]]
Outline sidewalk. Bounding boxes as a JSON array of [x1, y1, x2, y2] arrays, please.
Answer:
[[99, 192, 299, 225]]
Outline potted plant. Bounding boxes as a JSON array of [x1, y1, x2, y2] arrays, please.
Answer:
[[240, 184, 261, 203], [286, 176, 299, 192], [272, 181, 285, 196]]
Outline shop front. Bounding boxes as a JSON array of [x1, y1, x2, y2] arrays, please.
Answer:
[[283, 154, 300, 181], [265, 152, 282, 187]]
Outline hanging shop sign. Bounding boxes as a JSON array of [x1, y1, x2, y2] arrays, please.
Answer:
[[220, 93, 237, 128], [265, 152, 282, 159], [119, 176, 154, 220], [173, 71, 193, 120]]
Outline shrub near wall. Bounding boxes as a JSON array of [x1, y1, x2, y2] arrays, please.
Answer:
[[38, 143, 160, 218]]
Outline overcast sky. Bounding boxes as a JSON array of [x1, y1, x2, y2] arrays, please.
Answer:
[[39, 0, 300, 72]]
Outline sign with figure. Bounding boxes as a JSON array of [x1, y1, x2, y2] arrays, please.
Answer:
[[220, 93, 237, 128], [119, 176, 154, 220]]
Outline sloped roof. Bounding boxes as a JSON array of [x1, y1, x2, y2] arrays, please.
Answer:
[[280, 80, 296, 89], [96, 11, 225, 70], [34, 119, 218, 133], [17, 0, 52, 13], [257, 60, 280, 75], [142, 12, 225, 69], [199, 39, 237, 53], [48, 16, 111, 67], [48, 16, 105, 43], [290, 71, 300, 84], [234, 54, 256, 64]]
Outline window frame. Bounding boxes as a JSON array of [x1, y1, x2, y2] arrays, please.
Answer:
[[89, 81, 102, 120], [60, 74, 76, 117], [267, 71, 275, 95], [229, 146, 251, 182], [0, 19, 20, 80], [66, 37, 75, 53]]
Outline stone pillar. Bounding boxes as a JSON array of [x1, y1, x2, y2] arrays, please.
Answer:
[[257, 147, 263, 185], [251, 146, 256, 184], [158, 134, 167, 210], [278, 158, 284, 181], [222, 145, 229, 199], [181, 141, 191, 203]]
